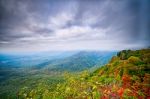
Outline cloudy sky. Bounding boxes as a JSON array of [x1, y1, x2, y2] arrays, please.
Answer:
[[0, 0, 149, 52]]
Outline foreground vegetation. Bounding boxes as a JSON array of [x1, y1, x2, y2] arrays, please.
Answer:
[[18, 48, 150, 99], [0, 69, 64, 99]]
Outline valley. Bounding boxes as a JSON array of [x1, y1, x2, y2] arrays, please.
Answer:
[[0, 51, 116, 98]]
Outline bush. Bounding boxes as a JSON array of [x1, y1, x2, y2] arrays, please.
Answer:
[[128, 56, 142, 65]]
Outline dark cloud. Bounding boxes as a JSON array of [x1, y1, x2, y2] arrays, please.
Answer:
[[0, 0, 149, 52]]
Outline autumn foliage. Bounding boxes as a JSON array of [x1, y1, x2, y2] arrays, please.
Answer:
[[19, 48, 150, 99]]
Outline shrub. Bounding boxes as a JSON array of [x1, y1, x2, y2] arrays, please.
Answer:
[[128, 56, 142, 65]]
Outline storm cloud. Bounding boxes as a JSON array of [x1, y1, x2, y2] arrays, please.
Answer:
[[0, 0, 150, 52]]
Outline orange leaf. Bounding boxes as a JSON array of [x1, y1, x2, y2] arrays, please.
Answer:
[[117, 88, 124, 97]]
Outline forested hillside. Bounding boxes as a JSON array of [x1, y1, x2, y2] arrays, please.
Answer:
[[0, 51, 115, 99], [19, 48, 150, 99], [42, 51, 116, 72]]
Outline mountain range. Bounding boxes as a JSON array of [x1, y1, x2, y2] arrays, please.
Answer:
[[0, 51, 116, 71]]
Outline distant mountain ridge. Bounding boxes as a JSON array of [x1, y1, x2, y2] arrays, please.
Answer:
[[0, 51, 77, 68], [0, 51, 116, 72], [41, 51, 117, 72]]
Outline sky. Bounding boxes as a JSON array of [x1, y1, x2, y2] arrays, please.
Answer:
[[0, 0, 150, 52]]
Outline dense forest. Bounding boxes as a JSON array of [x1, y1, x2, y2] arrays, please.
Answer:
[[0, 51, 115, 99], [17, 48, 150, 99]]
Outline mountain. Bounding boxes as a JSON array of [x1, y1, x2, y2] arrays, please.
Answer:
[[1, 49, 149, 98], [19, 48, 150, 99], [0, 51, 76, 68], [54, 48, 150, 98], [40, 51, 117, 72], [0, 51, 116, 99], [0, 51, 116, 71]]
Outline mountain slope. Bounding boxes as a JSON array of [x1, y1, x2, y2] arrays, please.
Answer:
[[58, 48, 150, 98], [42, 51, 116, 72], [19, 48, 150, 99], [0, 51, 116, 99]]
